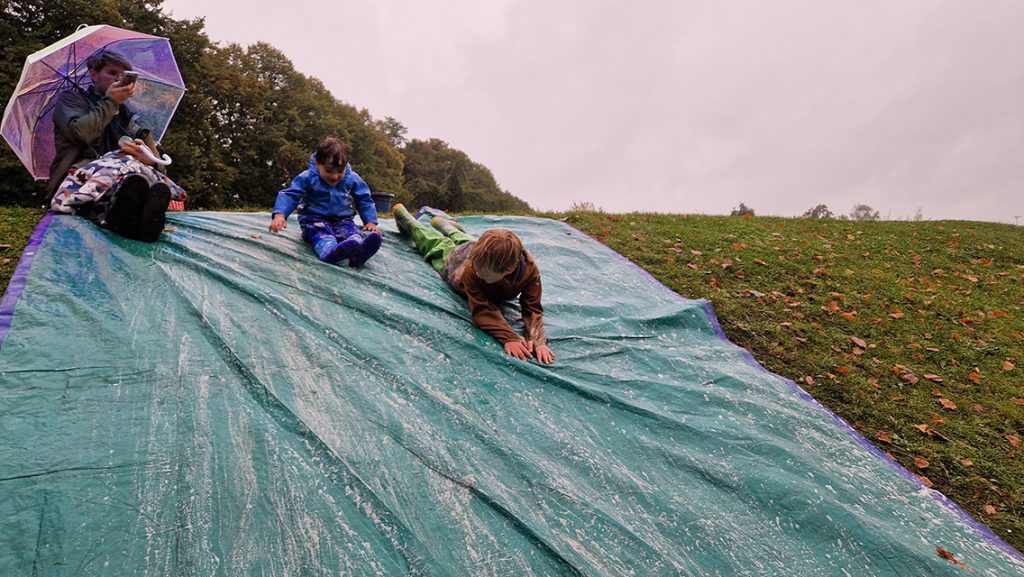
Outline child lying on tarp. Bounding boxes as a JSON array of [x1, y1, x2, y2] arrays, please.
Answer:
[[50, 138, 186, 242], [393, 204, 555, 365]]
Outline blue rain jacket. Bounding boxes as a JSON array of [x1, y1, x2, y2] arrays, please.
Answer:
[[272, 154, 378, 224]]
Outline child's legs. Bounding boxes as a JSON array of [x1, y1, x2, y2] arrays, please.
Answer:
[[298, 216, 337, 250], [409, 225, 459, 273], [327, 217, 362, 240], [445, 228, 475, 247]]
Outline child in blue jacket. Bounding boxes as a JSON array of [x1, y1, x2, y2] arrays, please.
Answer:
[[269, 137, 382, 267]]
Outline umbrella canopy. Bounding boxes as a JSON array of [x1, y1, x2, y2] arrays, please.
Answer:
[[1, 24, 185, 180]]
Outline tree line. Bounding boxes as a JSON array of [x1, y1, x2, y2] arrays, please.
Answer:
[[0, 0, 531, 213]]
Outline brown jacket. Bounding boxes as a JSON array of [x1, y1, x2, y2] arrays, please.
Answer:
[[443, 243, 546, 346]]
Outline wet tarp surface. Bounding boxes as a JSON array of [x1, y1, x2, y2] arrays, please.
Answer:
[[1, 212, 1022, 576]]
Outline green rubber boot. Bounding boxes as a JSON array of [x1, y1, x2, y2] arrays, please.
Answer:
[[430, 216, 463, 237], [393, 203, 419, 237]]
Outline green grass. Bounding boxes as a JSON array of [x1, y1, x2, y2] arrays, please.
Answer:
[[0, 207, 47, 294], [554, 211, 1024, 551], [2, 208, 1022, 551]]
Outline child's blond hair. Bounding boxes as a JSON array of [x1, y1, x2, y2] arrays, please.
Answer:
[[470, 229, 523, 275]]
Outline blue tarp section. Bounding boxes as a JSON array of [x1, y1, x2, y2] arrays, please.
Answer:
[[1, 212, 1022, 576]]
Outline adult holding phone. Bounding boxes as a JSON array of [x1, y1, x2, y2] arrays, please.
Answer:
[[48, 50, 162, 195], [47, 50, 184, 242]]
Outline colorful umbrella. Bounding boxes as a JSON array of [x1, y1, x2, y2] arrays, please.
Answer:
[[1, 24, 185, 180]]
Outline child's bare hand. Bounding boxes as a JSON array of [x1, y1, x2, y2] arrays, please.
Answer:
[[269, 214, 287, 233], [363, 222, 380, 234], [534, 344, 555, 365], [504, 339, 534, 361]]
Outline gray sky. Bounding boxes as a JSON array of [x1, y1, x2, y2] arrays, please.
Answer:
[[160, 0, 1024, 222]]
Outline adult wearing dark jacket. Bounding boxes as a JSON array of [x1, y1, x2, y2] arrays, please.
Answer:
[[48, 50, 171, 241]]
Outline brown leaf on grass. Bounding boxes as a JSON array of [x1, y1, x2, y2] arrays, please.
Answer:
[[917, 474, 934, 488], [924, 346, 940, 352], [0, 244, 11, 250], [731, 243, 742, 251], [804, 376, 814, 385], [876, 431, 894, 444], [939, 398, 957, 410], [914, 456, 930, 469], [1007, 434, 1022, 448], [687, 262, 699, 270], [868, 380, 881, 389], [923, 374, 943, 382], [754, 258, 768, 266], [850, 336, 867, 348], [971, 404, 985, 414], [708, 277, 723, 288], [835, 366, 850, 375], [1013, 398, 1024, 406], [931, 416, 946, 425], [890, 312, 905, 319], [900, 372, 919, 385], [1003, 360, 1015, 371], [961, 459, 974, 467], [689, 249, 703, 256], [967, 371, 981, 384], [930, 387, 943, 397], [914, 424, 932, 435], [841, 312, 857, 322], [720, 258, 733, 269], [983, 505, 997, 516]]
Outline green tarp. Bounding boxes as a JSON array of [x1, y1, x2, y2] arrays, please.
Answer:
[[1, 212, 1021, 576]]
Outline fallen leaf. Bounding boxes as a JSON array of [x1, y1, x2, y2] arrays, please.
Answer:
[[971, 404, 984, 414], [961, 459, 973, 467], [835, 366, 850, 375], [914, 424, 932, 435], [841, 312, 857, 322], [939, 398, 957, 410], [850, 336, 867, 348], [876, 431, 894, 444], [936, 547, 969, 571], [804, 376, 814, 385], [931, 416, 946, 425], [689, 249, 703, 256], [914, 456, 930, 469], [967, 371, 981, 384], [687, 262, 699, 270], [984, 505, 997, 515], [924, 346, 940, 352], [708, 277, 723, 288], [1013, 398, 1024, 406], [754, 259, 768, 266], [1003, 360, 1015, 371], [923, 374, 943, 382], [0, 244, 10, 250], [930, 387, 943, 397], [917, 474, 934, 488], [1008, 434, 1022, 448]]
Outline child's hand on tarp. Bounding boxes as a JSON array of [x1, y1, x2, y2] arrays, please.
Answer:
[[363, 222, 380, 234], [504, 338, 534, 362], [533, 343, 555, 365], [269, 214, 288, 233]]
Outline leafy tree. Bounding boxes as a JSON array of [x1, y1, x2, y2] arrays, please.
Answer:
[[802, 204, 834, 219], [849, 204, 880, 221], [401, 138, 530, 212], [730, 202, 755, 217], [374, 116, 407, 148]]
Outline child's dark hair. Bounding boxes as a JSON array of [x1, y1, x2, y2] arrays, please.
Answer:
[[470, 229, 523, 275], [86, 50, 133, 73], [314, 137, 349, 169]]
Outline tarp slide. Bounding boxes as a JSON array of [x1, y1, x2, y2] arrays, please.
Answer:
[[1, 212, 1022, 576]]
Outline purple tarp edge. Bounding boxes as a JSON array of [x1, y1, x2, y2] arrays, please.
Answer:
[[0, 212, 54, 350], [557, 218, 1024, 563]]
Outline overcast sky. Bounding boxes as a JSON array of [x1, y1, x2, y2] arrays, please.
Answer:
[[160, 0, 1024, 222]]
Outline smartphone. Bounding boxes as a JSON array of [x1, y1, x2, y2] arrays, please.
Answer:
[[122, 71, 139, 85]]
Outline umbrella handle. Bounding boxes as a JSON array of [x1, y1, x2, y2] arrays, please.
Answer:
[[119, 136, 172, 166]]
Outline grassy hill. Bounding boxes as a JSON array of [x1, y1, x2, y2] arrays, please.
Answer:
[[2, 208, 1022, 552], [559, 211, 1024, 552]]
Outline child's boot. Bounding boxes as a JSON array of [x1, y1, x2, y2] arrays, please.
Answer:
[[431, 216, 463, 237], [320, 235, 362, 265], [313, 237, 339, 261], [392, 204, 418, 236], [348, 232, 382, 267]]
